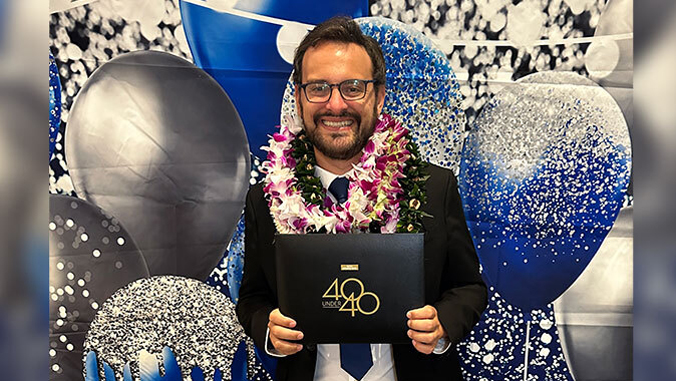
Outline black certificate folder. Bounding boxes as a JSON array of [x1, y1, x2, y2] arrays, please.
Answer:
[[274, 233, 424, 344]]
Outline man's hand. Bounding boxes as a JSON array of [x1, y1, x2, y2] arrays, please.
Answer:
[[268, 308, 304, 355], [406, 305, 447, 354]]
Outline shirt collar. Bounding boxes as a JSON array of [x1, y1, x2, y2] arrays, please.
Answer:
[[314, 166, 355, 201]]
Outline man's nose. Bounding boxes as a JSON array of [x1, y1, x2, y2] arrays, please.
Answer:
[[325, 87, 348, 113]]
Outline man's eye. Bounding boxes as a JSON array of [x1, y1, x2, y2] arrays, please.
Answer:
[[343, 85, 361, 94], [308, 84, 329, 93]]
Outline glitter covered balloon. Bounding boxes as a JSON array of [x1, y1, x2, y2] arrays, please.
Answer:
[[50, 194, 150, 380], [459, 71, 632, 311], [49, 50, 62, 159], [207, 216, 245, 304], [281, 16, 466, 172], [83, 276, 272, 381], [65, 50, 250, 281]]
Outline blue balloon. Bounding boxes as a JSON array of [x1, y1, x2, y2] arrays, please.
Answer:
[[233, 0, 368, 25], [178, 0, 368, 158], [459, 72, 632, 310], [49, 50, 62, 159]]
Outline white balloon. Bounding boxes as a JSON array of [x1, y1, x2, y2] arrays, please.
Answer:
[[585, 39, 621, 80], [276, 23, 311, 64]]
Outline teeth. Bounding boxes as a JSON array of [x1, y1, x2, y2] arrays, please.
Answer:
[[322, 120, 353, 127]]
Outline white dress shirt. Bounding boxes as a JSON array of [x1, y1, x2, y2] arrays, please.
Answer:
[[264, 165, 450, 380]]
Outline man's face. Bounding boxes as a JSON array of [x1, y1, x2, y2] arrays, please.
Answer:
[[295, 42, 385, 161]]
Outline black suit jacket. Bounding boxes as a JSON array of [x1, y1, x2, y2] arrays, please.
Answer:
[[236, 164, 487, 380]]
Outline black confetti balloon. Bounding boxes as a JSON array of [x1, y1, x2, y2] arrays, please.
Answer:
[[50, 194, 150, 380]]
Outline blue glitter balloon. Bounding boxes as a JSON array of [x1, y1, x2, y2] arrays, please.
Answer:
[[207, 215, 245, 303], [280, 17, 466, 172], [49, 50, 62, 159], [459, 72, 632, 310]]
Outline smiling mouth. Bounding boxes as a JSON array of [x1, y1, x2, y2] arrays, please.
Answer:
[[321, 119, 354, 128]]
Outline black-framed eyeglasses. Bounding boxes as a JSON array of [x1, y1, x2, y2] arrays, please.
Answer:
[[299, 79, 377, 103]]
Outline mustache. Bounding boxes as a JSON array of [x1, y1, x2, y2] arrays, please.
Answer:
[[313, 111, 361, 127]]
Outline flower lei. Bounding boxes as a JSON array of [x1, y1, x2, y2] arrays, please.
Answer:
[[262, 113, 429, 234]]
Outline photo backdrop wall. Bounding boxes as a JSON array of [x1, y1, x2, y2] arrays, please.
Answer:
[[49, 0, 633, 380]]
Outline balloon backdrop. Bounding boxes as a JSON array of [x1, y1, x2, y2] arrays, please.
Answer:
[[84, 276, 271, 381], [49, 50, 62, 159], [179, 0, 368, 158], [553, 206, 633, 381], [459, 71, 632, 311], [49, 194, 150, 380], [65, 50, 250, 280], [280, 17, 467, 172]]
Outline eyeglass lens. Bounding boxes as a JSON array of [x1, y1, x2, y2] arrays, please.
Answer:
[[305, 80, 368, 102]]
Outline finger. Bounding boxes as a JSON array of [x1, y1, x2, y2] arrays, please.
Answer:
[[408, 329, 437, 345], [411, 339, 434, 355], [270, 337, 303, 355], [406, 305, 436, 320], [270, 308, 297, 328], [270, 324, 304, 341], [407, 319, 437, 332]]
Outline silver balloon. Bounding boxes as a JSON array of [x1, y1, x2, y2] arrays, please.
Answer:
[[49, 194, 149, 380], [553, 206, 633, 381], [65, 50, 251, 280], [84, 276, 268, 381]]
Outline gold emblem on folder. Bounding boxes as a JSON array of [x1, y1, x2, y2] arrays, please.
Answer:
[[341, 264, 359, 271], [321, 277, 380, 317]]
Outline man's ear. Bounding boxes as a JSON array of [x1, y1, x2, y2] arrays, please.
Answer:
[[376, 84, 386, 115]]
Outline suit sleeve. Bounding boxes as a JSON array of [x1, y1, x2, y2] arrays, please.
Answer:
[[434, 171, 488, 344], [235, 187, 277, 350]]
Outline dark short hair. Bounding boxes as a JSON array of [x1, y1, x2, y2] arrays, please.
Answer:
[[292, 16, 386, 88]]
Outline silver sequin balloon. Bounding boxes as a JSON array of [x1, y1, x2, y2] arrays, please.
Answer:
[[84, 276, 265, 381]]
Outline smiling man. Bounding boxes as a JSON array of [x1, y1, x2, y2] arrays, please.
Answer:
[[236, 16, 487, 381], [295, 41, 384, 168]]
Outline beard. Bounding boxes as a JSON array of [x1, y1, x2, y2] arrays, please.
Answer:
[[299, 102, 379, 161]]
